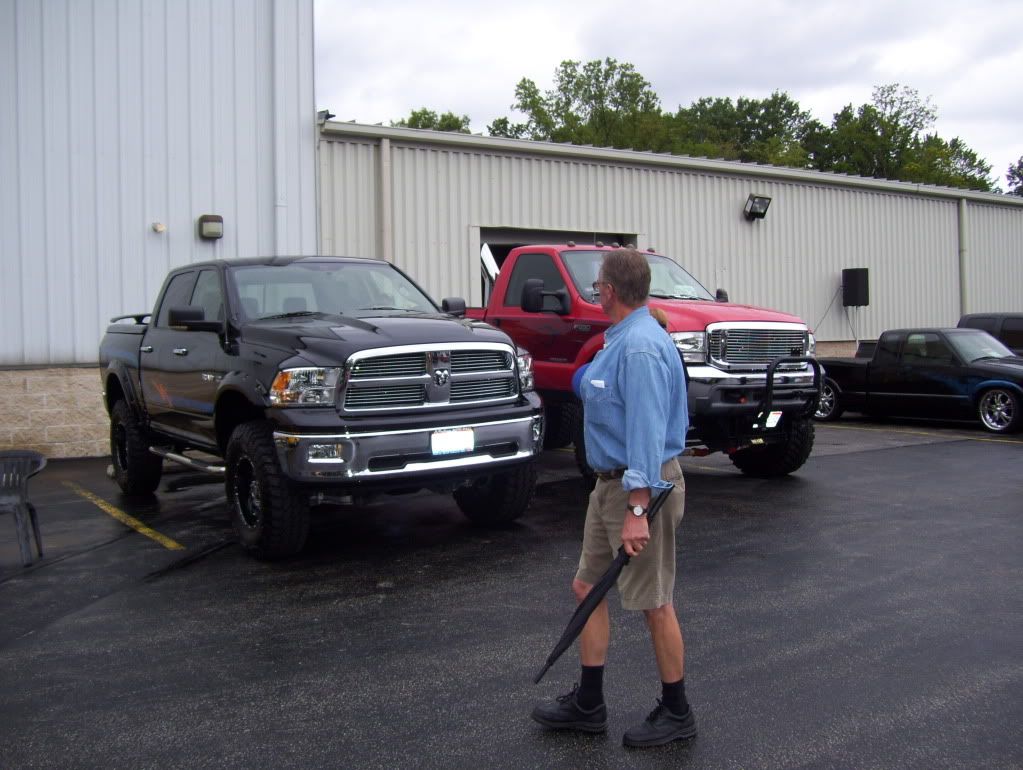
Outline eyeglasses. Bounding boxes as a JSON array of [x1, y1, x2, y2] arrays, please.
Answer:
[[592, 280, 611, 294]]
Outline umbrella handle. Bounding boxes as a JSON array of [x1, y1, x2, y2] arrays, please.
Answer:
[[645, 483, 674, 527]]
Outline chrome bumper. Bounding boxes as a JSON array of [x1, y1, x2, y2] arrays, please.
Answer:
[[273, 414, 544, 482]]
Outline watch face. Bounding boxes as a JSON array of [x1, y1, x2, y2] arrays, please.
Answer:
[[631, 505, 646, 517]]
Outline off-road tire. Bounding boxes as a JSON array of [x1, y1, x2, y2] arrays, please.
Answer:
[[544, 401, 581, 450], [977, 387, 1021, 434], [729, 418, 815, 477], [110, 400, 163, 495], [225, 421, 309, 559], [813, 379, 845, 422], [572, 411, 597, 488], [453, 462, 537, 525]]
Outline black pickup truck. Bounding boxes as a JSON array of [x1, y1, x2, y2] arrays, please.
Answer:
[[815, 327, 1023, 434], [99, 256, 544, 558]]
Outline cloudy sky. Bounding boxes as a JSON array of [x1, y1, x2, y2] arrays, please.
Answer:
[[315, 0, 1023, 188]]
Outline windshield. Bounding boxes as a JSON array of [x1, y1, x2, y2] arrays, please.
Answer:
[[946, 330, 1015, 362], [228, 261, 438, 319], [560, 250, 715, 303]]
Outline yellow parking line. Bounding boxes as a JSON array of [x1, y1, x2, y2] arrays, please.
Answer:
[[816, 422, 1022, 445], [63, 481, 185, 550]]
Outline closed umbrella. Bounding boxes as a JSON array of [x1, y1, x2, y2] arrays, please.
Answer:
[[533, 484, 674, 684]]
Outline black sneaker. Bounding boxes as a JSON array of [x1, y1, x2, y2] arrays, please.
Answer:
[[622, 699, 697, 748], [531, 685, 607, 733]]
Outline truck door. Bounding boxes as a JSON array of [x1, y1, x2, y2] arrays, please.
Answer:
[[893, 332, 970, 417], [140, 270, 197, 431], [156, 268, 230, 445]]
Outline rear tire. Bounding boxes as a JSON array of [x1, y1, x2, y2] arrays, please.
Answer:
[[977, 388, 1021, 433], [110, 400, 163, 495], [730, 418, 815, 477], [225, 421, 309, 559], [453, 462, 536, 525]]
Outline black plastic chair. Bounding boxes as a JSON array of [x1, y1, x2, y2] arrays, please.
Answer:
[[0, 450, 46, 566]]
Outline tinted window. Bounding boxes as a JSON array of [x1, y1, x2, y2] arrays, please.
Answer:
[[190, 269, 224, 322], [902, 333, 955, 366], [960, 316, 998, 333], [504, 253, 566, 311], [155, 272, 197, 327], [1000, 318, 1023, 349], [874, 332, 903, 365]]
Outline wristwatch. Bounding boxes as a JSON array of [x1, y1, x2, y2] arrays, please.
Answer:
[[628, 504, 648, 517]]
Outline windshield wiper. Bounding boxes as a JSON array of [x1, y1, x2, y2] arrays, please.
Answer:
[[257, 310, 319, 320], [648, 292, 709, 301], [356, 306, 409, 312]]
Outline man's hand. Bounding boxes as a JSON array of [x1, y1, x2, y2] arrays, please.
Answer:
[[622, 514, 650, 557]]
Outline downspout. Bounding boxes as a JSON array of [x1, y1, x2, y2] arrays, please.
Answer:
[[272, 0, 288, 254], [958, 197, 968, 317], [379, 138, 394, 262]]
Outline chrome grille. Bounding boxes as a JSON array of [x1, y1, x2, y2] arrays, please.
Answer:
[[350, 353, 426, 378], [708, 328, 807, 369], [341, 343, 519, 412], [451, 350, 512, 372], [451, 379, 516, 402]]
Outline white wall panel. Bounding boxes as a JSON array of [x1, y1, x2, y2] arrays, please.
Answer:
[[320, 124, 1023, 342], [0, 0, 316, 365]]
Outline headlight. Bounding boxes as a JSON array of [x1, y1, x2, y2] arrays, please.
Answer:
[[269, 367, 342, 406], [515, 348, 535, 393], [669, 332, 707, 363], [807, 332, 816, 356]]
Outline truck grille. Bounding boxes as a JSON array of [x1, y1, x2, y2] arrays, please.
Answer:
[[708, 327, 807, 370], [341, 343, 518, 412]]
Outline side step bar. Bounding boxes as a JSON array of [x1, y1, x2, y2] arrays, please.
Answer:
[[149, 447, 226, 476]]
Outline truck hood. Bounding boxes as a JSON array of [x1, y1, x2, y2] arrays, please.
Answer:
[[973, 356, 1023, 377], [241, 312, 513, 366], [648, 299, 806, 329]]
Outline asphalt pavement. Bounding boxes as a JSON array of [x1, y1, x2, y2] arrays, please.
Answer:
[[1, 417, 1021, 769]]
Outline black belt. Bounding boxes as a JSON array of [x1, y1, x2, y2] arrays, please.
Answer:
[[594, 467, 626, 481]]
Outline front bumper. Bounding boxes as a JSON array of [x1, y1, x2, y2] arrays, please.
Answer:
[[273, 412, 544, 483], [687, 363, 820, 418]]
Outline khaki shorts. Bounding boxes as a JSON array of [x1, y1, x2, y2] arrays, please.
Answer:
[[575, 458, 686, 611]]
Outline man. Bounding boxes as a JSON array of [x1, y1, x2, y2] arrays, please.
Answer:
[[531, 248, 693, 748]]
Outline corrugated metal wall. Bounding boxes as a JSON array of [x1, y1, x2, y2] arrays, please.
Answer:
[[319, 125, 1023, 342], [0, 0, 317, 365]]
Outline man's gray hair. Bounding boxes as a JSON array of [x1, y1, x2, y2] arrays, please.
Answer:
[[601, 248, 650, 307]]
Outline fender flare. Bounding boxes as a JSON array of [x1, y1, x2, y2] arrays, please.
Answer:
[[971, 379, 1023, 404]]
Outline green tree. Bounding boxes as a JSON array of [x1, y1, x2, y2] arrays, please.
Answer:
[[1007, 157, 1023, 196], [504, 58, 663, 150], [391, 108, 471, 133], [902, 135, 993, 191]]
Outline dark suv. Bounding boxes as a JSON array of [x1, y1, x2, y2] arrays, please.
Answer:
[[958, 313, 1023, 356]]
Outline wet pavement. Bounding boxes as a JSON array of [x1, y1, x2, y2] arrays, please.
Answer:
[[1, 419, 1021, 768]]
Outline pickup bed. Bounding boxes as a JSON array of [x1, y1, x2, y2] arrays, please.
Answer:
[[815, 327, 1023, 433], [100, 256, 544, 558], [467, 244, 822, 478]]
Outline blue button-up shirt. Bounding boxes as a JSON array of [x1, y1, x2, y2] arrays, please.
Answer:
[[579, 306, 688, 491]]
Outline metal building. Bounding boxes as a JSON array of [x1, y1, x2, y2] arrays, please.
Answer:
[[0, 0, 316, 458], [318, 122, 1023, 346], [0, 0, 318, 367]]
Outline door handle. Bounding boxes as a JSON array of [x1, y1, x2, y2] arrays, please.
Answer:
[[140, 345, 153, 353], [173, 348, 188, 356]]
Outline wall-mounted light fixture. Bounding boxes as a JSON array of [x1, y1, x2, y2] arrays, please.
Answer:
[[197, 214, 224, 240], [744, 194, 771, 221]]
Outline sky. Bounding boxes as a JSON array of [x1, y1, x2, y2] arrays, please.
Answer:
[[314, 0, 1023, 189]]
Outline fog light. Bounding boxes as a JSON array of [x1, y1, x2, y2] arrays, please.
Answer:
[[308, 443, 347, 463], [532, 415, 544, 445]]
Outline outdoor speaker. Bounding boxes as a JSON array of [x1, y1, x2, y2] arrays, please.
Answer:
[[842, 268, 869, 307]]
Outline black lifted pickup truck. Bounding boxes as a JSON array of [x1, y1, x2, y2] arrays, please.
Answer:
[[99, 257, 544, 558]]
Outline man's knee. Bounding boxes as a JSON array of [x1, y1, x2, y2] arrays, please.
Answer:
[[643, 603, 677, 627], [572, 578, 593, 603]]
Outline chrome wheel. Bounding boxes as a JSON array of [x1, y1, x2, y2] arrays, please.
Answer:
[[978, 388, 1018, 433], [814, 381, 840, 420]]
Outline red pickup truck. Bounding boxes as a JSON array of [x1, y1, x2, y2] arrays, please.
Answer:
[[465, 244, 822, 478]]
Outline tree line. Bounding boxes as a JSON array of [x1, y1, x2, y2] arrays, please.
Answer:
[[392, 58, 1023, 196]]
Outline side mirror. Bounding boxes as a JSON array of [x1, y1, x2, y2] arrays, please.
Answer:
[[441, 297, 466, 317], [715, 288, 729, 303], [168, 306, 223, 332], [520, 279, 570, 315]]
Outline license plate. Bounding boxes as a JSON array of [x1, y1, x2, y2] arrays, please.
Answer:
[[431, 428, 474, 455]]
